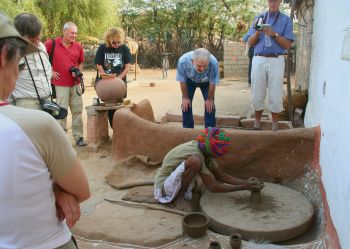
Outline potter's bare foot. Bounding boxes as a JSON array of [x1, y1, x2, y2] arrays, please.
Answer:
[[173, 194, 199, 212]]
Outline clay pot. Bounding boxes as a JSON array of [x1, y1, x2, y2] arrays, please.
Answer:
[[182, 212, 209, 238], [208, 240, 221, 249], [229, 233, 242, 249], [95, 77, 126, 104], [250, 190, 262, 203]]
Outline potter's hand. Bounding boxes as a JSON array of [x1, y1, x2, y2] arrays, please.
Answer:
[[181, 97, 191, 112], [247, 177, 265, 190], [52, 71, 60, 80], [54, 189, 81, 228], [205, 98, 214, 113]]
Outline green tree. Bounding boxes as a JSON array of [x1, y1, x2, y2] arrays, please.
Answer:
[[1, 0, 121, 44], [36, 0, 120, 42]]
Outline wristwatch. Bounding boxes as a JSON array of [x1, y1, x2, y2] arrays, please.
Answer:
[[273, 33, 279, 39]]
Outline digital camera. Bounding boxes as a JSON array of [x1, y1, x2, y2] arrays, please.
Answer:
[[255, 17, 271, 31], [69, 66, 83, 78]]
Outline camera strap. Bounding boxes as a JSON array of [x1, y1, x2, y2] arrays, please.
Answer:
[[263, 11, 280, 27], [24, 56, 68, 119], [38, 53, 54, 102], [23, 56, 47, 104], [74, 73, 85, 96]]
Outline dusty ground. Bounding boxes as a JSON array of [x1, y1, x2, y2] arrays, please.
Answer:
[[65, 69, 323, 249], [67, 68, 257, 248]]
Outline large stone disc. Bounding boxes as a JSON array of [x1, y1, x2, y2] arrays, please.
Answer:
[[200, 182, 314, 242]]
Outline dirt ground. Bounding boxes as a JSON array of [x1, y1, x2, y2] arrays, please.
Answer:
[[64, 69, 328, 249], [66, 68, 260, 248]]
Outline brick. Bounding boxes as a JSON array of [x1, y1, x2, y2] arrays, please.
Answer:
[[86, 106, 109, 149], [164, 111, 182, 122], [240, 118, 293, 130], [216, 115, 242, 127]]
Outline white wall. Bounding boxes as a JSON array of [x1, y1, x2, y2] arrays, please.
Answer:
[[304, 0, 350, 248]]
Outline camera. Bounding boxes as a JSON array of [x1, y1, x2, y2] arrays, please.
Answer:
[[41, 100, 61, 116], [69, 66, 85, 95], [254, 17, 271, 31], [69, 66, 83, 78], [255, 17, 264, 30]]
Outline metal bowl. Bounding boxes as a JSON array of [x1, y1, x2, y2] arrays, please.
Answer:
[[182, 212, 209, 238]]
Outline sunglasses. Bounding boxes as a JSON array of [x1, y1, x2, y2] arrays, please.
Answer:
[[19, 62, 26, 71], [112, 41, 121, 45]]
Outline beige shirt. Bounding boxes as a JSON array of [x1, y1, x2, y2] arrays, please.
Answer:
[[0, 105, 77, 248], [12, 42, 52, 99], [154, 140, 217, 188], [0, 105, 76, 178]]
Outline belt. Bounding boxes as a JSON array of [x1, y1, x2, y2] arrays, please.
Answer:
[[255, 54, 284, 58]]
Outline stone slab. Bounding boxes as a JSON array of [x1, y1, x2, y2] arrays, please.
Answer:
[[240, 119, 293, 130], [200, 183, 314, 242]]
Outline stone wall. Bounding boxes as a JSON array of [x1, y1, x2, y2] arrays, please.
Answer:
[[224, 42, 249, 78]]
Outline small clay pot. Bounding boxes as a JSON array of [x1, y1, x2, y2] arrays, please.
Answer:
[[182, 212, 209, 238], [229, 233, 242, 249], [208, 240, 221, 249]]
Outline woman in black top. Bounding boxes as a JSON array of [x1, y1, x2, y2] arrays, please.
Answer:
[[94, 27, 131, 127]]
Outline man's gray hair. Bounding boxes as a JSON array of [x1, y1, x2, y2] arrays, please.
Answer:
[[63, 22, 77, 31], [192, 48, 210, 62]]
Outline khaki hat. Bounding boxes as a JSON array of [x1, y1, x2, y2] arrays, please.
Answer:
[[0, 12, 39, 55]]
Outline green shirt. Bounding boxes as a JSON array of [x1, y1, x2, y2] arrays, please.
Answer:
[[154, 140, 217, 188]]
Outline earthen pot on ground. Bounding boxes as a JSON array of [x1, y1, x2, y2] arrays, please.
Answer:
[[182, 212, 209, 238], [95, 77, 126, 104], [229, 233, 242, 249]]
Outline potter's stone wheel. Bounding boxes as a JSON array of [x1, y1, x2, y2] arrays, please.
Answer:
[[200, 182, 314, 242]]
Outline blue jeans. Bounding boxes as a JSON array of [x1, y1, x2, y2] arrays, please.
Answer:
[[182, 79, 216, 128]]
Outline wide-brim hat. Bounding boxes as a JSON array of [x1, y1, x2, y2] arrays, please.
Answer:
[[0, 12, 40, 55]]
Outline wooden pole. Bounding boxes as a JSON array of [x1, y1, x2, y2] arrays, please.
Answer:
[[286, 0, 297, 124], [134, 52, 138, 80]]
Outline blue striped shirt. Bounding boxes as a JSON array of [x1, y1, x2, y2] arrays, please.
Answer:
[[176, 51, 219, 85], [247, 11, 294, 55]]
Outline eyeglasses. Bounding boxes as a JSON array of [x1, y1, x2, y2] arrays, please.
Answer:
[[112, 41, 121, 45], [18, 62, 26, 71]]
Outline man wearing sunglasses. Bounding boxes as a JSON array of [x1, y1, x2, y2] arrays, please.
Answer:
[[45, 22, 86, 146], [247, 0, 294, 130]]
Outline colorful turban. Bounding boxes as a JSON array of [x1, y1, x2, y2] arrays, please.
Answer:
[[196, 127, 231, 157]]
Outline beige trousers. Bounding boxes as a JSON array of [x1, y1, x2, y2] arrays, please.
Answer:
[[55, 85, 83, 140], [251, 55, 285, 113]]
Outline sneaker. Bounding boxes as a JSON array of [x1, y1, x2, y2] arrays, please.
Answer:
[[76, 137, 87, 147]]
